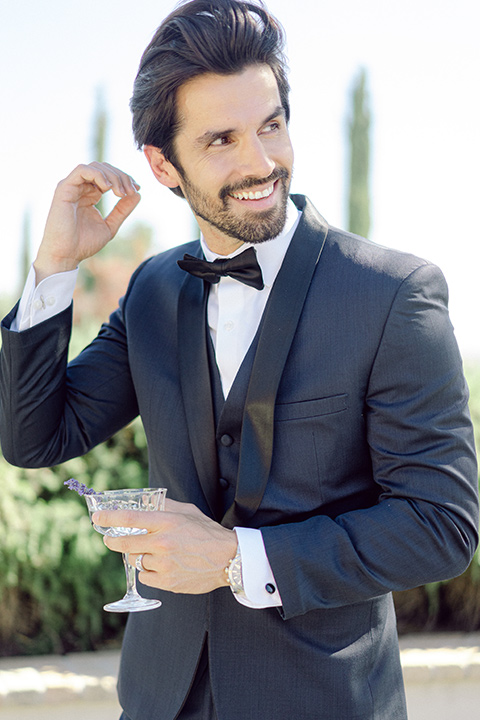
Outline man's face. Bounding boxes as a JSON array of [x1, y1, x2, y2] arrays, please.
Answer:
[[153, 65, 294, 254]]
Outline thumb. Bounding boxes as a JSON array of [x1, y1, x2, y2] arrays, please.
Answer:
[[104, 191, 142, 238]]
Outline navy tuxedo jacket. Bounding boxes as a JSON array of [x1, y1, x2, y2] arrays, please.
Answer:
[[1, 195, 478, 719]]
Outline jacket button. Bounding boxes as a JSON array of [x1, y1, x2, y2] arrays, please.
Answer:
[[219, 477, 229, 489], [220, 434, 234, 447]]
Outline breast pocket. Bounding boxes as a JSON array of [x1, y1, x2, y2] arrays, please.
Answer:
[[265, 394, 349, 513], [275, 393, 348, 422]]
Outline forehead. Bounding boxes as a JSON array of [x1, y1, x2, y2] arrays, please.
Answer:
[[175, 64, 282, 139]]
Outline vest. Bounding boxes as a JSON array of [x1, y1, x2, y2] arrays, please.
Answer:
[[207, 330, 261, 518]]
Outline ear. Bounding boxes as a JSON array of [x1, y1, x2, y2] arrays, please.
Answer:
[[143, 145, 181, 189]]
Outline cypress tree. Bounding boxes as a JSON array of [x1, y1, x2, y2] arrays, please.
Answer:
[[91, 87, 108, 217], [347, 68, 371, 238], [18, 209, 31, 294]]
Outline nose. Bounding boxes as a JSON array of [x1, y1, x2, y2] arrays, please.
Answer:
[[237, 134, 275, 180]]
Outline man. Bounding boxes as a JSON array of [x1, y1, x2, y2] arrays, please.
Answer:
[[0, 1, 478, 718]]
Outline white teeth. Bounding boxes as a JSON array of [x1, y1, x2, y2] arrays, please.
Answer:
[[231, 184, 274, 201]]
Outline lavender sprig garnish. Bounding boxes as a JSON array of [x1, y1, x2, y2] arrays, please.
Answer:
[[64, 478, 97, 495]]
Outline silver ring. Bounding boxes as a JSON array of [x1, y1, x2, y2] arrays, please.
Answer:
[[135, 554, 146, 572]]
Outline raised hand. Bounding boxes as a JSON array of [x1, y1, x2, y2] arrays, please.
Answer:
[[33, 162, 142, 283]]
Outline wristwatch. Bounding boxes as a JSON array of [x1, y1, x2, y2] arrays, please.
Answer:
[[225, 547, 245, 596]]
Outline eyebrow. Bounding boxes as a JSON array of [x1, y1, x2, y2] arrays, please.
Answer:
[[193, 105, 286, 148]]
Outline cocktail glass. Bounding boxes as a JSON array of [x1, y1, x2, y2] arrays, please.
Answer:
[[85, 487, 167, 612]]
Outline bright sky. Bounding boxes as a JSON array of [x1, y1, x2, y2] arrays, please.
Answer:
[[1, 0, 479, 357]]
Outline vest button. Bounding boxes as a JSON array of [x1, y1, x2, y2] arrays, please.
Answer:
[[219, 477, 229, 489], [220, 434, 234, 447]]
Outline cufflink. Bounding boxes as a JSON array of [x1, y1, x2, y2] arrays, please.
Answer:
[[265, 583, 276, 595]]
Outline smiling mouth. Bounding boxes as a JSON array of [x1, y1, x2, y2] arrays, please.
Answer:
[[229, 183, 275, 201]]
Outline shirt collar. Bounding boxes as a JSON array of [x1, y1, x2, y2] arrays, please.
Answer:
[[200, 198, 301, 288]]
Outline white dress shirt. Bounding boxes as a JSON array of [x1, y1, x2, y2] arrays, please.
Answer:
[[12, 199, 301, 609]]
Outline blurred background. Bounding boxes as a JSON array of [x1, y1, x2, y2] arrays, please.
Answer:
[[1, 0, 479, 357], [0, 0, 479, 661]]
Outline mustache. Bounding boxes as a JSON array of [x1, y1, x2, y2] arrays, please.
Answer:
[[219, 167, 289, 201]]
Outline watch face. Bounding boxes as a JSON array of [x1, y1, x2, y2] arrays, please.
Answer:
[[227, 552, 244, 594]]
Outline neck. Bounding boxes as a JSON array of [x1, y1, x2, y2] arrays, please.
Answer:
[[197, 221, 245, 256]]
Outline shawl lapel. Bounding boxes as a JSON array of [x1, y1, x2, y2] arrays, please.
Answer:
[[177, 265, 222, 519], [222, 196, 329, 527]]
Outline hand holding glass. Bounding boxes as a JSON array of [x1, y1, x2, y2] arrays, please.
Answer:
[[85, 488, 167, 612]]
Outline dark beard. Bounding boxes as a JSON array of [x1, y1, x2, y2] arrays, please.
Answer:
[[179, 167, 291, 245]]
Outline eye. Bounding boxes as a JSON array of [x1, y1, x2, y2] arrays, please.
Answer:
[[262, 121, 281, 134], [210, 135, 231, 147]]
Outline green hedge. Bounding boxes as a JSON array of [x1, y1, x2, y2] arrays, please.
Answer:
[[0, 420, 148, 656]]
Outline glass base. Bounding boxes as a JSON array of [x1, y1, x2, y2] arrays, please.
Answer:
[[103, 597, 162, 613]]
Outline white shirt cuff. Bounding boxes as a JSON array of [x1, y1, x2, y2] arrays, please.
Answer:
[[233, 526, 282, 608], [13, 265, 78, 332]]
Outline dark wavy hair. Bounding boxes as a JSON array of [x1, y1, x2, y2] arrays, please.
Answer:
[[130, 0, 290, 196]]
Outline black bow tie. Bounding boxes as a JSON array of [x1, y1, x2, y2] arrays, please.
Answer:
[[177, 247, 264, 290]]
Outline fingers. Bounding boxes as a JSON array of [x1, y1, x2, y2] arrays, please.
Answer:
[[84, 162, 142, 238], [103, 529, 162, 561], [93, 508, 163, 532], [89, 161, 140, 199], [92, 501, 200, 531], [133, 553, 153, 573], [56, 162, 140, 203], [104, 190, 142, 237], [102, 530, 158, 557]]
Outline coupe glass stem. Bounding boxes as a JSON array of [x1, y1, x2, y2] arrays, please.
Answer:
[[123, 553, 141, 600]]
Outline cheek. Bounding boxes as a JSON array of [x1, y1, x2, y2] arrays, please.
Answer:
[[198, 157, 236, 193], [278, 136, 294, 168]]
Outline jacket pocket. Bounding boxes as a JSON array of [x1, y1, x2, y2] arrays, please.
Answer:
[[275, 393, 348, 422]]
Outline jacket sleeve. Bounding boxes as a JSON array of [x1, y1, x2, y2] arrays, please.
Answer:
[[261, 263, 479, 619], [0, 296, 138, 468]]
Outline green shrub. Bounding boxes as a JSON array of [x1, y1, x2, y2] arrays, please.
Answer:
[[0, 419, 148, 656]]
